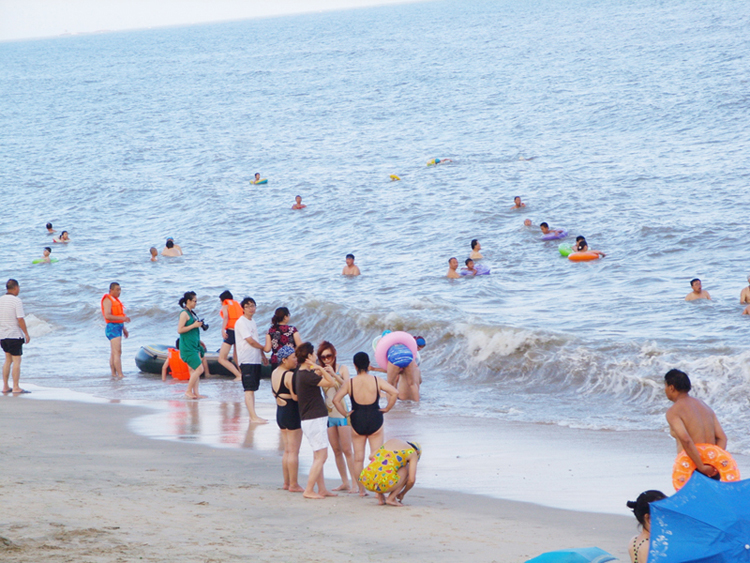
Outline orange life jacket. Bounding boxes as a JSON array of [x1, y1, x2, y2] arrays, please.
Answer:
[[221, 299, 243, 330], [168, 348, 190, 380], [101, 294, 125, 323]]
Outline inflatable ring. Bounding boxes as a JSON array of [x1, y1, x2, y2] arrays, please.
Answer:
[[672, 444, 740, 491], [558, 243, 573, 257], [372, 335, 382, 352], [389, 174, 401, 181], [568, 252, 601, 262], [375, 331, 418, 369], [32, 258, 58, 264], [541, 229, 567, 241], [252, 179, 268, 185]]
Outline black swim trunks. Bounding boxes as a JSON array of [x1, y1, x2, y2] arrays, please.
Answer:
[[223, 328, 236, 346], [0, 338, 23, 356], [241, 363, 261, 392]]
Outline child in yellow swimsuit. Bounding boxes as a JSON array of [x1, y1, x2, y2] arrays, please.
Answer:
[[359, 440, 421, 494]]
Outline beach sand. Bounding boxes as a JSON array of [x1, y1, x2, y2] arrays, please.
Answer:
[[1, 395, 636, 562]]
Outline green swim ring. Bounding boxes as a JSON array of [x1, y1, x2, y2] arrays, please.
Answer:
[[558, 243, 573, 257]]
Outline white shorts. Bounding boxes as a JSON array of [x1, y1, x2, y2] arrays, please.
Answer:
[[301, 416, 329, 452]]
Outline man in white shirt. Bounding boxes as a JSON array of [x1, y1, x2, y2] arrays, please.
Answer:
[[234, 297, 268, 423], [0, 279, 31, 394]]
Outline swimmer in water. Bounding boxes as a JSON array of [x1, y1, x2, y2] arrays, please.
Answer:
[[38, 247, 52, 264], [162, 238, 182, 257], [573, 237, 606, 257], [685, 278, 710, 301], [446, 257, 460, 279], [46, 222, 55, 234], [53, 231, 70, 243], [149, 247, 158, 262], [342, 254, 361, 276], [539, 222, 564, 237], [523, 219, 532, 228], [511, 196, 526, 209], [251, 173, 263, 184], [427, 158, 452, 166], [292, 195, 306, 210], [461, 258, 478, 276], [469, 239, 483, 260], [740, 274, 750, 304]]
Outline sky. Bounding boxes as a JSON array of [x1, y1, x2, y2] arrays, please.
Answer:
[[0, 0, 423, 42]]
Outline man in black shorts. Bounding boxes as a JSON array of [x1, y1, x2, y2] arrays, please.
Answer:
[[234, 297, 268, 423], [0, 279, 31, 394]]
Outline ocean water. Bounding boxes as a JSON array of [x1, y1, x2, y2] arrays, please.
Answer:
[[2, 0, 750, 455]]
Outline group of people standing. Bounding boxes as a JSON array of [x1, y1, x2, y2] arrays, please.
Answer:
[[100, 284, 424, 506]]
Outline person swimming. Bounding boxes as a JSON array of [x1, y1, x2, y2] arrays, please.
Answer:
[[446, 257, 460, 279], [53, 231, 70, 243], [38, 247, 52, 263], [511, 196, 526, 209], [292, 195, 306, 210], [427, 158, 452, 166], [469, 239, 483, 260], [251, 173, 263, 184], [149, 247, 158, 262], [573, 237, 606, 257], [46, 222, 55, 234]]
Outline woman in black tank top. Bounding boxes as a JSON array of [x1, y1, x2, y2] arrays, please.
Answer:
[[333, 351, 398, 496], [271, 346, 304, 493]]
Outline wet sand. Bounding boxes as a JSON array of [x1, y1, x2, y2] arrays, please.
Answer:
[[1, 396, 635, 562]]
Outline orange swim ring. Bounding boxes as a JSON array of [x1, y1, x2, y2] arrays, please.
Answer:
[[672, 443, 740, 491], [568, 252, 601, 262]]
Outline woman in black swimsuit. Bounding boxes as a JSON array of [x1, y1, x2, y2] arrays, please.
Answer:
[[271, 345, 304, 493], [333, 351, 398, 496]]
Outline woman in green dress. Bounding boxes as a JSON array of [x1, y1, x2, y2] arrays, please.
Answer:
[[177, 291, 205, 399]]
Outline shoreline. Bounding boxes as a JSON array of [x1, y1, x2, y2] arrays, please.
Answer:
[[1, 394, 636, 562], [13, 382, 750, 516]]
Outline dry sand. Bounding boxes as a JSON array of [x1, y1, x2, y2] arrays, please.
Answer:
[[0, 396, 634, 562]]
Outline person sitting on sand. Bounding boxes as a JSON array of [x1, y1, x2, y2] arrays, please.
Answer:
[[53, 231, 70, 243], [626, 490, 667, 563], [539, 223, 564, 237], [342, 254, 360, 276], [573, 237, 606, 257], [427, 158, 452, 166], [470, 239, 483, 260], [162, 238, 182, 257], [511, 196, 526, 209], [664, 369, 726, 478], [359, 438, 421, 506], [38, 247, 52, 264], [149, 247, 158, 262], [446, 257, 460, 279], [271, 345, 304, 493], [292, 196, 306, 210], [46, 222, 56, 234], [685, 278, 710, 301], [740, 274, 750, 304]]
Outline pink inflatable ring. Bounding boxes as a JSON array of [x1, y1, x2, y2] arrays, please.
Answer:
[[375, 331, 418, 369]]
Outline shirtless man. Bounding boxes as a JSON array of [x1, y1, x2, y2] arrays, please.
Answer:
[[342, 254, 360, 276], [740, 275, 750, 304], [523, 219, 532, 228], [470, 239, 483, 260], [292, 196, 306, 210], [446, 257, 460, 279], [685, 278, 710, 301], [46, 222, 56, 234], [162, 238, 182, 257], [511, 196, 526, 209], [664, 369, 726, 478], [38, 247, 52, 264], [149, 247, 158, 262]]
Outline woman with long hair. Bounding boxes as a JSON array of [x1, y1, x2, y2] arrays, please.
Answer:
[[318, 341, 357, 493], [271, 345, 304, 493], [177, 291, 205, 399]]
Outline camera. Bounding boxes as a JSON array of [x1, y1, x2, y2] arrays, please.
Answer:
[[197, 318, 209, 331]]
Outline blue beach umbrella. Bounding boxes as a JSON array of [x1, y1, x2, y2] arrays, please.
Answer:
[[649, 472, 750, 562], [524, 547, 616, 563]]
